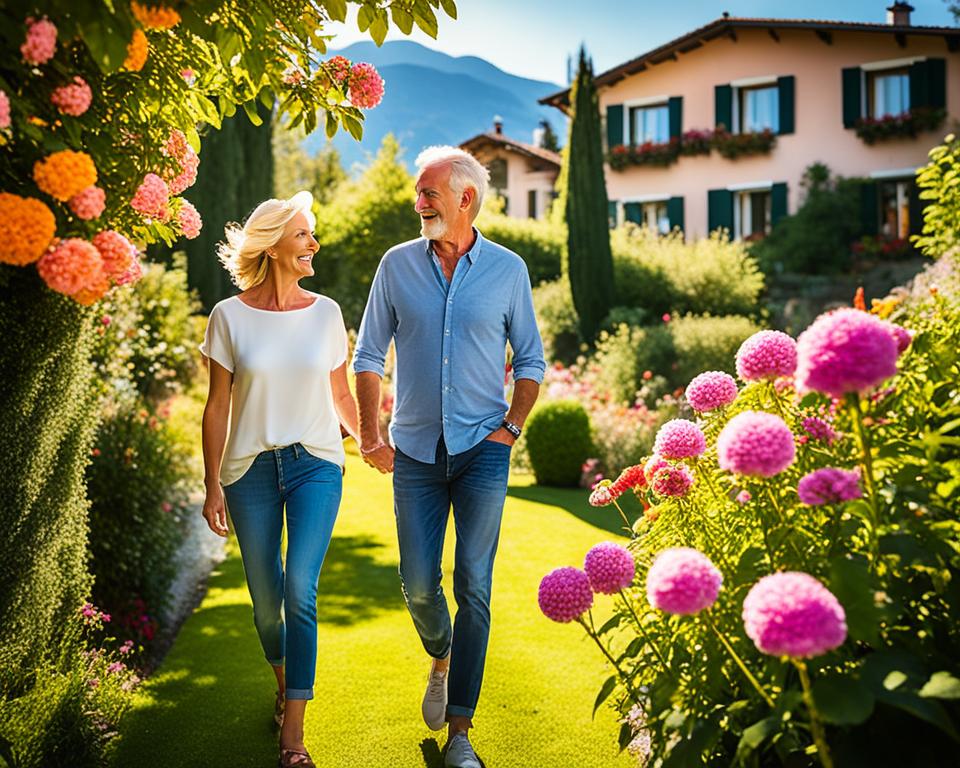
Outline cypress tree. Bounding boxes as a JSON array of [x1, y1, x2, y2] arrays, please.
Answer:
[[564, 47, 615, 343]]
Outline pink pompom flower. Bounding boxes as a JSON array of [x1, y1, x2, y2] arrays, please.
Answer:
[[92, 230, 136, 279], [797, 467, 862, 506], [801, 416, 837, 445], [644, 455, 670, 483], [736, 490, 752, 505], [654, 419, 706, 459], [131, 173, 169, 219], [742, 572, 847, 658], [177, 199, 202, 239], [68, 185, 106, 220], [584, 542, 635, 594], [36, 238, 104, 296], [736, 330, 798, 382], [21, 17, 57, 66], [163, 130, 199, 195], [588, 482, 615, 507], [50, 76, 92, 117], [685, 371, 738, 412], [0, 90, 10, 130], [888, 323, 913, 355], [538, 567, 594, 623], [646, 547, 722, 615], [651, 464, 694, 498], [348, 62, 384, 109], [795, 308, 898, 397], [717, 411, 795, 478]]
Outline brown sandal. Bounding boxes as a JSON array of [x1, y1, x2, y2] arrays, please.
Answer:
[[279, 748, 315, 767], [274, 690, 285, 727]]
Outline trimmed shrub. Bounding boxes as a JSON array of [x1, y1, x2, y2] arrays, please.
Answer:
[[0, 267, 97, 694], [525, 400, 593, 486], [476, 208, 563, 286], [532, 277, 581, 364], [670, 313, 762, 383]]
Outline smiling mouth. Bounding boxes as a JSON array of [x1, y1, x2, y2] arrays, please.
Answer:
[[420, 212, 439, 220], [297, 254, 313, 263]]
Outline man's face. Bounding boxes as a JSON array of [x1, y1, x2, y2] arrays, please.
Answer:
[[415, 162, 463, 240]]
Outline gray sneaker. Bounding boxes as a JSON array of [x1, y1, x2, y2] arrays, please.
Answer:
[[444, 732, 481, 768], [421, 662, 448, 730]]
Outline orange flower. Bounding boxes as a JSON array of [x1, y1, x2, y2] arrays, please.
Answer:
[[853, 286, 866, 311], [130, 1, 180, 30], [123, 28, 148, 71], [73, 272, 112, 305], [0, 193, 56, 265], [36, 237, 103, 296], [33, 149, 97, 201]]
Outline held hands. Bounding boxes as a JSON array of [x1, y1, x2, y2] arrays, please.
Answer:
[[201, 484, 229, 537], [361, 439, 395, 473]]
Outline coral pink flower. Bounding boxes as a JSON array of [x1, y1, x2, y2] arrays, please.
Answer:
[[348, 62, 384, 109], [651, 464, 694, 498], [163, 130, 199, 194], [21, 17, 57, 66], [131, 173, 169, 218], [795, 308, 898, 397], [538, 567, 594, 623], [742, 572, 847, 658], [654, 419, 706, 459], [177, 199, 202, 239], [50, 76, 92, 116], [37, 238, 104, 296], [644, 455, 670, 482], [0, 91, 10, 130], [326, 55, 351, 84], [646, 547, 722, 615], [685, 371, 738, 412], [797, 467, 862, 506], [92, 230, 136, 279], [68, 186, 106, 220], [610, 464, 646, 496], [584, 542, 635, 594], [736, 330, 798, 382], [717, 411, 795, 478], [114, 250, 143, 286]]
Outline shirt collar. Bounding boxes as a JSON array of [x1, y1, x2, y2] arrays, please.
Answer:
[[425, 227, 484, 264]]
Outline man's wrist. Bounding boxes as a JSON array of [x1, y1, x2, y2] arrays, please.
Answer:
[[360, 439, 386, 455], [501, 419, 522, 439]]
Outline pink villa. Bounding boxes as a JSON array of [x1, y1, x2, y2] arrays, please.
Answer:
[[541, 3, 960, 241], [460, 118, 561, 220]]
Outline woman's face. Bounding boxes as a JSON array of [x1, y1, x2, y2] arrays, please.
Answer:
[[270, 211, 319, 279]]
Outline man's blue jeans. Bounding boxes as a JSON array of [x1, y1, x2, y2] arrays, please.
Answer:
[[222, 443, 342, 700], [393, 435, 512, 719]]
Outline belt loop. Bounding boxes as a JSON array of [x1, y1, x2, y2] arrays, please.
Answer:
[[294, 443, 300, 459]]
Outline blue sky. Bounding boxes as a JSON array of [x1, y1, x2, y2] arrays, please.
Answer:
[[327, 0, 957, 84]]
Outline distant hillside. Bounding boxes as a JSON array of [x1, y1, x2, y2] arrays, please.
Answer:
[[302, 41, 564, 171]]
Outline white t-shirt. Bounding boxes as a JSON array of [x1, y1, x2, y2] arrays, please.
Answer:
[[199, 293, 349, 486]]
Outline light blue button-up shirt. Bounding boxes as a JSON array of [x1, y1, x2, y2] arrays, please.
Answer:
[[353, 229, 546, 463]]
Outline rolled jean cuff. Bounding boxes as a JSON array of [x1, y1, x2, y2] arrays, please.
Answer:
[[446, 704, 475, 718], [285, 687, 314, 701]]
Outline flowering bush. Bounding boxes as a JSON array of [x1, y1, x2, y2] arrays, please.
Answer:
[[537, 262, 960, 766]]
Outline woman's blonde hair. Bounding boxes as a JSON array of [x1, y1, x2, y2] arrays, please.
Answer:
[[217, 190, 316, 290]]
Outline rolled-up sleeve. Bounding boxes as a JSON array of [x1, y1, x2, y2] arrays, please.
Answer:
[[352, 257, 396, 377], [199, 305, 234, 373], [507, 266, 546, 383]]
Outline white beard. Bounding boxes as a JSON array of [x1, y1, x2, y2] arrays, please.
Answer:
[[420, 216, 447, 240]]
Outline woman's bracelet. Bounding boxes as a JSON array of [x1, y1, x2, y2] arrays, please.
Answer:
[[360, 439, 386, 455]]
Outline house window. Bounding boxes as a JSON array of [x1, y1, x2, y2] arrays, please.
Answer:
[[488, 158, 507, 192], [527, 189, 537, 219], [643, 201, 670, 234], [739, 85, 779, 133], [878, 179, 911, 239], [629, 103, 669, 144], [868, 68, 909, 118], [734, 189, 771, 240]]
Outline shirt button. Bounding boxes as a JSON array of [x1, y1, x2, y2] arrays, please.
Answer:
[[447, 299, 453, 305], [443, 358, 449, 364], [445, 329, 450, 335]]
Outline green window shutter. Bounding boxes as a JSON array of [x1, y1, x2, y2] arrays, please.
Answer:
[[771, 182, 788, 225], [668, 96, 683, 140], [909, 59, 930, 110], [624, 202, 642, 225], [777, 76, 795, 135], [606, 104, 624, 149], [859, 181, 879, 237], [842, 67, 862, 128], [708, 189, 733, 233], [714, 84, 732, 130], [908, 181, 924, 237], [667, 196, 684, 234], [607, 200, 618, 229]]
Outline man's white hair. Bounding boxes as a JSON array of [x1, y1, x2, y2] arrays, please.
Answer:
[[415, 145, 489, 220]]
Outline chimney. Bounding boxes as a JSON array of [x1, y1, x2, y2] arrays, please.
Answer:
[[887, 2, 913, 26], [493, 115, 503, 135]]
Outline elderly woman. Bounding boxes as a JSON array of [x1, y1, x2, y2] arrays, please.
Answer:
[[200, 191, 367, 768]]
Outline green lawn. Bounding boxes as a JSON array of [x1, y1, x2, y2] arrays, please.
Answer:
[[111, 454, 636, 768]]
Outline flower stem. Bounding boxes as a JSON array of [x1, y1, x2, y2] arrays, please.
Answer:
[[611, 498, 633, 536], [846, 394, 880, 543], [617, 589, 674, 679], [767, 380, 788, 421], [704, 613, 775, 708], [795, 660, 835, 768], [578, 613, 642, 705]]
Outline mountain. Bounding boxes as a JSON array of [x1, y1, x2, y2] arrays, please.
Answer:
[[302, 41, 565, 171]]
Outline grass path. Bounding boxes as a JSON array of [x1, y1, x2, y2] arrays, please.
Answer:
[[111, 453, 640, 768]]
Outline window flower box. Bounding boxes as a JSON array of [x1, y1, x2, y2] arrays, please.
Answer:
[[711, 127, 777, 159], [678, 129, 712, 156], [607, 138, 680, 170], [854, 107, 946, 145]]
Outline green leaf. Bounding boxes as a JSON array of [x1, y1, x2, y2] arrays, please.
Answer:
[[342, 112, 363, 142], [920, 672, 960, 700], [617, 720, 633, 752], [324, 0, 348, 22], [369, 10, 389, 45], [811, 675, 875, 725], [597, 614, 621, 636], [735, 716, 780, 761], [242, 100, 263, 126], [828, 555, 880, 646], [357, 5, 373, 32], [390, 6, 414, 34], [593, 674, 617, 717], [876, 688, 960, 741], [412, 6, 440, 38], [440, 0, 458, 18], [325, 110, 339, 139]]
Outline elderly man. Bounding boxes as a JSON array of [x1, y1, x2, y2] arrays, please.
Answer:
[[352, 146, 545, 768]]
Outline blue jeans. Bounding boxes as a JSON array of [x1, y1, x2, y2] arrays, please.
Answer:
[[393, 435, 511, 719], [222, 443, 342, 700]]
